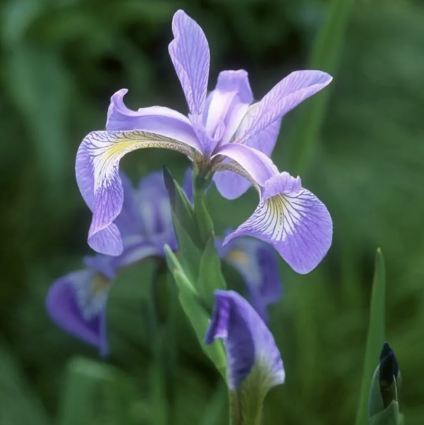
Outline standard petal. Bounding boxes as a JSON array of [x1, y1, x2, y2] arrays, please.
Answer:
[[213, 117, 283, 200], [224, 172, 332, 274], [76, 130, 200, 255], [168, 10, 210, 115], [106, 89, 203, 153], [205, 70, 253, 143], [212, 144, 278, 199], [237, 71, 332, 144], [46, 270, 110, 356], [205, 290, 285, 390], [220, 236, 282, 321]]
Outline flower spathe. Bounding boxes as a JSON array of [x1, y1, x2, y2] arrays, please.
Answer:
[[76, 9, 333, 274], [46, 172, 175, 355], [205, 290, 285, 390]]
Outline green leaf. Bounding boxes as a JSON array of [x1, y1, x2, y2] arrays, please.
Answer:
[[165, 246, 227, 378], [165, 245, 197, 296], [57, 357, 135, 425], [355, 249, 386, 425], [369, 402, 399, 425], [174, 269, 227, 379], [163, 167, 201, 247], [171, 212, 202, 283], [288, 0, 355, 174], [198, 236, 227, 306]]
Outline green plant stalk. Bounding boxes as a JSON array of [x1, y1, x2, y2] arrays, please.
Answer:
[[192, 172, 214, 245]]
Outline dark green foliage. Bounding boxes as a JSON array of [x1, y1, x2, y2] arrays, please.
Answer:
[[1, 0, 424, 424]]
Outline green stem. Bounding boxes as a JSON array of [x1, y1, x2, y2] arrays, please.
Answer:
[[192, 173, 214, 245], [229, 390, 263, 425]]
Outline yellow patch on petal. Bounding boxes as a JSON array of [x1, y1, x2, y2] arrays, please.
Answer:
[[226, 249, 249, 265], [85, 130, 202, 192]]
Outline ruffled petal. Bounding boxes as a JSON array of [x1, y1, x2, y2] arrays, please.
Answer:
[[205, 290, 285, 390], [75, 130, 200, 255], [106, 89, 203, 153], [219, 236, 282, 321], [205, 70, 253, 143], [46, 270, 111, 356], [212, 144, 278, 198], [168, 10, 210, 115], [238, 71, 332, 145], [224, 172, 332, 274]]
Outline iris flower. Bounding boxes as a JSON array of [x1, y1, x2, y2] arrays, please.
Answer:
[[205, 290, 285, 390], [216, 235, 282, 322], [47, 170, 281, 354], [46, 171, 175, 355], [76, 9, 333, 274]]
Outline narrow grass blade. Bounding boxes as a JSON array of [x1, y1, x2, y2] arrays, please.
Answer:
[[355, 249, 386, 425]]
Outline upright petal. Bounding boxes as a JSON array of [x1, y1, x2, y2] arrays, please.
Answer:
[[212, 143, 278, 198], [213, 118, 282, 200], [46, 270, 111, 356], [224, 172, 332, 274], [76, 130, 200, 255], [168, 10, 210, 115], [237, 71, 332, 145], [219, 236, 283, 321], [106, 89, 203, 153], [205, 70, 253, 143], [205, 290, 285, 390]]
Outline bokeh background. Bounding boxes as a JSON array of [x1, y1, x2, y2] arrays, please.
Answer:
[[1, 0, 423, 424]]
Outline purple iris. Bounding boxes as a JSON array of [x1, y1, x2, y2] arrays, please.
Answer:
[[46, 172, 175, 356], [205, 290, 285, 390], [75, 9, 333, 274], [216, 235, 282, 322]]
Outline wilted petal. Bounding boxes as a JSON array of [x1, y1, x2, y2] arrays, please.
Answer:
[[212, 144, 278, 192], [238, 71, 332, 144], [205, 290, 285, 390], [76, 130, 200, 255], [220, 236, 282, 321], [224, 172, 332, 274], [46, 269, 111, 356], [169, 10, 209, 115]]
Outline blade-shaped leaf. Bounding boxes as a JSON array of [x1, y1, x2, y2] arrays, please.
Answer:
[[355, 249, 386, 425], [198, 236, 227, 306]]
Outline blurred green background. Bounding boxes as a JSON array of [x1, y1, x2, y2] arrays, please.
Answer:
[[1, 0, 423, 424]]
